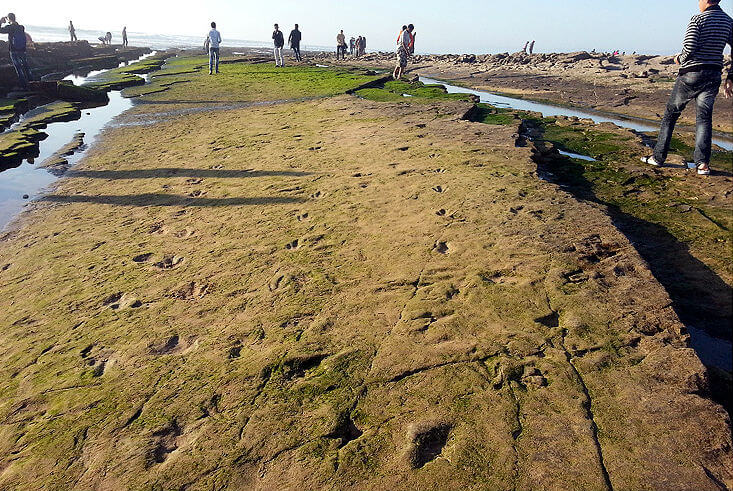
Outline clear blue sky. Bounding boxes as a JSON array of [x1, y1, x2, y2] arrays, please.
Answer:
[[25, 0, 733, 54]]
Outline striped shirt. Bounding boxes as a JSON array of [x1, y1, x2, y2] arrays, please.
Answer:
[[678, 5, 733, 80]]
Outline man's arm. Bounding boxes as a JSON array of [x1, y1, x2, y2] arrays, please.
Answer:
[[678, 16, 700, 64]]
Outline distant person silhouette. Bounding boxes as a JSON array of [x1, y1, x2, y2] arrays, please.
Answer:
[[105, 31, 112, 45], [122, 26, 128, 47], [349, 36, 355, 55], [288, 24, 302, 62], [529, 40, 535, 54], [523, 41, 529, 53], [336, 30, 346, 60], [69, 20, 77, 42], [0, 13, 33, 89], [273, 23, 284, 67], [642, 0, 733, 176], [393, 24, 414, 80], [207, 22, 221, 74]]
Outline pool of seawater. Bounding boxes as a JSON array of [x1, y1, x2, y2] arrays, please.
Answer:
[[0, 53, 158, 230], [419, 76, 733, 151]]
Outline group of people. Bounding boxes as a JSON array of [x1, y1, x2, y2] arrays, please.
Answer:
[[271, 23, 304, 67], [349, 35, 367, 57], [69, 21, 128, 47], [522, 40, 536, 54]]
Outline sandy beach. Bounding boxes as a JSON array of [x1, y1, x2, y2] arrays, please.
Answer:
[[0, 50, 732, 489]]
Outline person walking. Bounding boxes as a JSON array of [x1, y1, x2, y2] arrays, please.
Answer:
[[207, 21, 222, 74], [362, 36, 367, 54], [354, 35, 361, 57], [105, 31, 112, 45], [393, 24, 414, 80], [642, 0, 733, 176], [349, 36, 355, 56], [336, 30, 346, 60], [529, 40, 535, 54], [122, 26, 128, 47], [273, 23, 284, 67], [523, 41, 529, 53], [69, 20, 77, 42], [0, 13, 33, 89], [288, 24, 302, 62]]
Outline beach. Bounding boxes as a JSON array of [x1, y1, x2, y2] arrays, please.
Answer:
[[0, 49, 732, 489]]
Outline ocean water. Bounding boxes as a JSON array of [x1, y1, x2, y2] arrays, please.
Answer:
[[27, 25, 334, 53]]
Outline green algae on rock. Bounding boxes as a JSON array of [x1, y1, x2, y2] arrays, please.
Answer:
[[0, 58, 731, 490]]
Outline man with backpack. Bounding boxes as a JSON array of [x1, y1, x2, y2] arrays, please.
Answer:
[[0, 13, 33, 89], [273, 24, 285, 67]]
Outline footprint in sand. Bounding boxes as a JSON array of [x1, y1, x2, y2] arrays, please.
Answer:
[[310, 191, 324, 199], [432, 185, 447, 193], [154, 255, 185, 270], [148, 223, 169, 235], [186, 178, 204, 185], [296, 213, 310, 222], [285, 239, 301, 250], [103, 292, 143, 310], [188, 190, 207, 198], [210, 164, 224, 170], [132, 253, 154, 263], [433, 241, 451, 255], [175, 228, 196, 238]]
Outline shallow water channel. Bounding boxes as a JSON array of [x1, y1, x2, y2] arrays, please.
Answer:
[[0, 53, 157, 230], [419, 76, 733, 151]]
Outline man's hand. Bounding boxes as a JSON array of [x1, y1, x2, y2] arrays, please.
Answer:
[[724, 79, 733, 99]]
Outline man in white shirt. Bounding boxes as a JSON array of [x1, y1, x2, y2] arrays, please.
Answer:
[[207, 21, 222, 75], [393, 24, 414, 80]]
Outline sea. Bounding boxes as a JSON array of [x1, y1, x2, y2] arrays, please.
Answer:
[[27, 25, 335, 53]]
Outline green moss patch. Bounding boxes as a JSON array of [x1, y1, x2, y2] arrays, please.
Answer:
[[357, 79, 476, 103]]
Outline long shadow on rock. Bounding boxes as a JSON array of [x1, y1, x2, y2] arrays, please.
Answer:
[[532, 150, 732, 412], [66, 169, 313, 179], [39, 193, 305, 207]]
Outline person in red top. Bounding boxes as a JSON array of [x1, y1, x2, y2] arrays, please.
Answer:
[[393, 24, 414, 80]]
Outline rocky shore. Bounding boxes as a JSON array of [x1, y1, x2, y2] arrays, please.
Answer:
[[0, 54, 731, 490], [313, 50, 733, 135]]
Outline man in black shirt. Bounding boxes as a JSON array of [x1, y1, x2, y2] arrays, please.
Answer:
[[288, 24, 302, 62], [272, 23, 285, 67], [0, 13, 32, 89]]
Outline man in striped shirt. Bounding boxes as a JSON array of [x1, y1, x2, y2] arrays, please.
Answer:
[[643, 0, 733, 175]]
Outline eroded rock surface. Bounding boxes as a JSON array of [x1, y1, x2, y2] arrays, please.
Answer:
[[0, 61, 730, 490]]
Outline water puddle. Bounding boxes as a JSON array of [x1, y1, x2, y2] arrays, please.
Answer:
[[687, 326, 732, 372], [558, 149, 597, 161], [420, 76, 733, 151], [1, 53, 157, 230]]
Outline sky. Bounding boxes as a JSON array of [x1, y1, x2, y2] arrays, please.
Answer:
[[20, 0, 733, 54]]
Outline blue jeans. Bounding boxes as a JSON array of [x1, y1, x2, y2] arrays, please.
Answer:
[[653, 70, 722, 165], [9, 50, 32, 89], [209, 47, 220, 73]]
